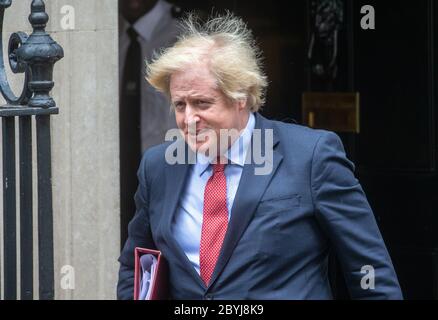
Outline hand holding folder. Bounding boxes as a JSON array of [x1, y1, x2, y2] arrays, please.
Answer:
[[134, 247, 169, 300]]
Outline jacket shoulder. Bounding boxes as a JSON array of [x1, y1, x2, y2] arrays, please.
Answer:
[[268, 118, 341, 153], [139, 141, 173, 181], [143, 141, 171, 159]]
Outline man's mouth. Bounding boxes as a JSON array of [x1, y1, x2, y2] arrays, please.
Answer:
[[186, 128, 209, 136], [185, 128, 213, 144]]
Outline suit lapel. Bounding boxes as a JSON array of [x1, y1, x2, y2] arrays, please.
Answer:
[[208, 113, 283, 288]]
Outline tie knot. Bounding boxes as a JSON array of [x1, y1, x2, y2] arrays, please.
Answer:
[[212, 163, 226, 173], [127, 26, 138, 41]]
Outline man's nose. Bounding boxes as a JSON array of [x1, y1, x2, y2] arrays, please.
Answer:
[[184, 105, 199, 126]]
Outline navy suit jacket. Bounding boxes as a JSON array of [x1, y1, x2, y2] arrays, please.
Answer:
[[117, 113, 402, 299]]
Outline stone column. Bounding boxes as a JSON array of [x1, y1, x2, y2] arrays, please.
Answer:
[[0, 0, 120, 299]]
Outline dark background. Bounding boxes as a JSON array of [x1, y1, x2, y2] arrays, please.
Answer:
[[135, 0, 437, 299]]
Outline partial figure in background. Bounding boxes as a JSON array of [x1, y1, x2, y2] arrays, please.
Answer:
[[119, 0, 180, 245]]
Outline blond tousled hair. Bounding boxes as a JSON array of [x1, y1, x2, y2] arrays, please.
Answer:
[[145, 12, 268, 112]]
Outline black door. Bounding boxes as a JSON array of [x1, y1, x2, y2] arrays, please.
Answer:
[[171, 0, 438, 299]]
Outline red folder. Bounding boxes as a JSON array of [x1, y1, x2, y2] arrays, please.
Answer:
[[133, 247, 169, 300]]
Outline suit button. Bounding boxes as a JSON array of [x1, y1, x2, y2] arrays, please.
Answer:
[[204, 294, 213, 300]]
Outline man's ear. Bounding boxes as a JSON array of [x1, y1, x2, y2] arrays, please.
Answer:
[[236, 97, 247, 111]]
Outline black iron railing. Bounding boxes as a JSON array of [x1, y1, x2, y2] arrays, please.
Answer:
[[0, 0, 63, 300]]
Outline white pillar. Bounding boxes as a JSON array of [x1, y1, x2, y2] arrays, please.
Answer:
[[0, 0, 120, 299]]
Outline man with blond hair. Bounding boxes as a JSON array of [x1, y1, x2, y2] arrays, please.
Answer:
[[117, 12, 402, 300]]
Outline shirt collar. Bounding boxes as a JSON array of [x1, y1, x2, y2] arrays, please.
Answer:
[[194, 112, 255, 177], [121, 0, 170, 42]]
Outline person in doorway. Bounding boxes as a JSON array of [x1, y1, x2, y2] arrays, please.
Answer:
[[119, 0, 180, 245]]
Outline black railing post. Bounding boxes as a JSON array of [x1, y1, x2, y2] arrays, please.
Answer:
[[19, 115, 33, 300], [0, 0, 63, 300], [18, 0, 63, 109], [2, 116, 17, 300], [36, 115, 54, 300]]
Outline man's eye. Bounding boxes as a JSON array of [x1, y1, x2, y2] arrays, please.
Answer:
[[196, 100, 211, 107], [174, 102, 185, 110]]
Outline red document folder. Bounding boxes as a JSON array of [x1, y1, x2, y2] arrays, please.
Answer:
[[134, 247, 169, 300]]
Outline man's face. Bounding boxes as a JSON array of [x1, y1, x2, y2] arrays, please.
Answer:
[[170, 65, 249, 156]]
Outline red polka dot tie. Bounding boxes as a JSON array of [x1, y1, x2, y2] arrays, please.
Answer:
[[200, 162, 228, 286]]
